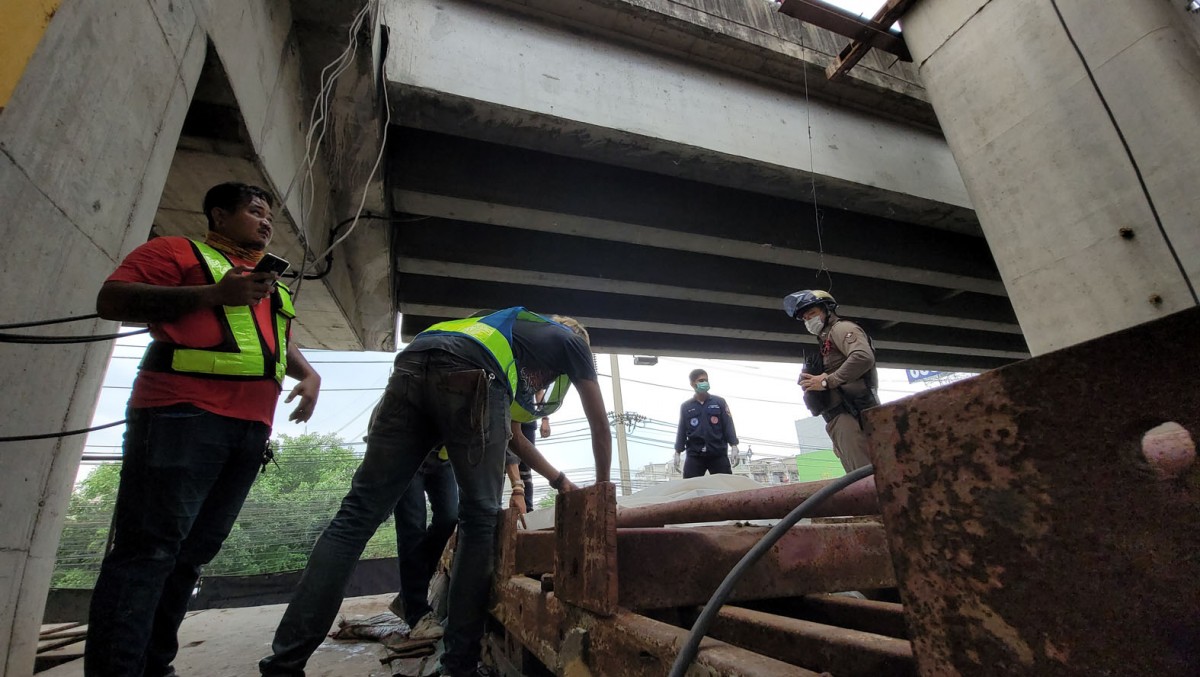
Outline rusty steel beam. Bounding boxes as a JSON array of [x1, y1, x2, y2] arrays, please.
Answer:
[[492, 576, 820, 676], [553, 481, 618, 616], [826, 0, 917, 81], [798, 594, 910, 640], [710, 605, 916, 676], [867, 307, 1200, 676], [778, 0, 910, 59], [618, 523, 894, 609], [513, 523, 895, 609], [741, 593, 911, 640], [615, 475, 879, 528]]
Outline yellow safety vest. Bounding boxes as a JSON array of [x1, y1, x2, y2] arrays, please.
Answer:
[[141, 241, 294, 384], [418, 308, 574, 422]]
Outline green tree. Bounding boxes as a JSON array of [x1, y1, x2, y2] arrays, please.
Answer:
[[52, 432, 400, 587]]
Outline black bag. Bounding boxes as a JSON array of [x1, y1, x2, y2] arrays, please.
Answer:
[[800, 350, 832, 417]]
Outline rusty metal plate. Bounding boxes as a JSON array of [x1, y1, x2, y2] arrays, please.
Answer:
[[616, 476, 879, 528], [617, 523, 895, 609], [554, 481, 618, 616], [866, 308, 1200, 676]]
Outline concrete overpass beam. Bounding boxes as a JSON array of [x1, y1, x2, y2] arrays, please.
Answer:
[[383, 0, 972, 230], [903, 0, 1200, 354]]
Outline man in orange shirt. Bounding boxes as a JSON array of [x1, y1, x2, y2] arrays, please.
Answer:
[[85, 182, 321, 677]]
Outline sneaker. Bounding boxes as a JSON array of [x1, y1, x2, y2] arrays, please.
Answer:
[[409, 612, 445, 640]]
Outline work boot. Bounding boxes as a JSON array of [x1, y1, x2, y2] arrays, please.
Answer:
[[408, 612, 445, 640], [388, 593, 405, 619], [437, 664, 495, 677]]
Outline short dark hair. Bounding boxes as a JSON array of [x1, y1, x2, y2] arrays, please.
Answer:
[[689, 369, 708, 384], [203, 182, 274, 230]]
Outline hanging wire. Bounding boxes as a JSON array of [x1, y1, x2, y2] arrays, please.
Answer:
[[796, 13, 834, 293]]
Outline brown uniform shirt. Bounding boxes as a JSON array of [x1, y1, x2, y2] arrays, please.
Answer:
[[820, 317, 875, 391]]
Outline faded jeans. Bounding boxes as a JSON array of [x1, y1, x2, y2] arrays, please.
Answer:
[[85, 403, 269, 677], [394, 455, 459, 626], [260, 348, 509, 676]]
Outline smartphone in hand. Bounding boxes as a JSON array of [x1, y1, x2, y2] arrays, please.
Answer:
[[253, 253, 290, 276]]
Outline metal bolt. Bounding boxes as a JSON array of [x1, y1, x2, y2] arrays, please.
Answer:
[[1119, 227, 1135, 240], [1149, 294, 1164, 306]]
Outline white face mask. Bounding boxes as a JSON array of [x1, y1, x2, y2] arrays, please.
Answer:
[[804, 315, 824, 335]]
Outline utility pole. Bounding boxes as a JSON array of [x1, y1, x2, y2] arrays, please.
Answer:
[[609, 353, 633, 495]]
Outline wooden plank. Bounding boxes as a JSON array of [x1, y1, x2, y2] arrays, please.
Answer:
[[39, 622, 82, 636]]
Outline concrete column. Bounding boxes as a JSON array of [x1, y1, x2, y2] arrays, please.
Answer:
[[0, 0, 205, 673], [903, 0, 1200, 354]]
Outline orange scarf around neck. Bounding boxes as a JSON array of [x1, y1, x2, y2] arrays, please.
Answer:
[[204, 231, 266, 265]]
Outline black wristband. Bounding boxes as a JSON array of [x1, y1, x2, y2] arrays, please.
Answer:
[[550, 471, 565, 490]]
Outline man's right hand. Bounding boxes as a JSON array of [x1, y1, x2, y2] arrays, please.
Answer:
[[673, 451, 681, 474], [209, 265, 278, 307]]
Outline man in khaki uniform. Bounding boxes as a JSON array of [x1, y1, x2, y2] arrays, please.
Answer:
[[784, 290, 879, 471]]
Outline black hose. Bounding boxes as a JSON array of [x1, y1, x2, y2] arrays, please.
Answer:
[[0, 418, 127, 443], [0, 313, 100, 330], [0, 328, 150, 344], [667, 464, 876, 677]]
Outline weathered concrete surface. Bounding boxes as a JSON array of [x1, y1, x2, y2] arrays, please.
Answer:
[[0, 2, 206, 673], [384, 0, 976, 234], [0, 2, 388, 674], [903, 0, 1200, 354], [475, 0, 933, 126]]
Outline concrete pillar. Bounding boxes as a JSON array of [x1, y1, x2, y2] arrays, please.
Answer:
[[0, 1, 205, 673], [902, 0, 1200, 354]]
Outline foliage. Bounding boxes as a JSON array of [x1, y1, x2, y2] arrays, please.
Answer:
[[536, 492, 557, 510], [52, 432, 400, 587]]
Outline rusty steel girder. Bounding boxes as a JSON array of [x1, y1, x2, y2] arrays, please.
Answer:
[[709, 605, 916, 676], [616, 523, 894, 609], [492, 576, 821, 676], [510, 522, 894, 609], [615, 476, 880, 528], [866, 308, 1200, 676]]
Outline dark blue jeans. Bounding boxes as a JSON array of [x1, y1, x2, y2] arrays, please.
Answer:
[[518, 422, 537, 511], [394, 456, 459, 626], [261, 349, 509, 677], [85, 403, 269, 677]]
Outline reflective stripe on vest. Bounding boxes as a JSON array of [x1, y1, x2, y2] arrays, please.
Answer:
[[417, 308, 575, 422], [151, 241, 292, 383]]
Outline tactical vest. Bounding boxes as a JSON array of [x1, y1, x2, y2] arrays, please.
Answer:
[[418, 307, 574, 423], [141, 240, 294, 384]]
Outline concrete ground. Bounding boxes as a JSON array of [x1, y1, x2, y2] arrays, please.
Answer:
[[40, 594, 396, 677]]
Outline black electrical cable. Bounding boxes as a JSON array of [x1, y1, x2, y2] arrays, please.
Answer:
[[667, 464, 876, 677], [0, 418, 127, 443], [285, 213, 429, 281], [0, 328, 150, 344], [0, 313, 100, 330]]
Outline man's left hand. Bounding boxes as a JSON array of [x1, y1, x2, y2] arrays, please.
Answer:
[[286, 374, 321, 422], [539, 417, 551, 438], [729, 445, 741, 468]]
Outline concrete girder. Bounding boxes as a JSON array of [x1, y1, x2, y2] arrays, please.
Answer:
[[382, 0, 976, 232], [395, 258, 1022, 336], [393, 190, 1005, 298]]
